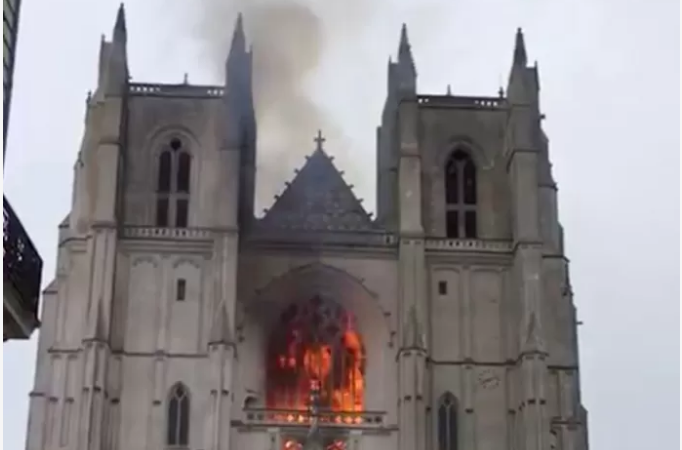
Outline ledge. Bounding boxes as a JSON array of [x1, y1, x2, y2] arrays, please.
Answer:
[[121, 226, 213, 241], [425, 238, 513, 253], [128, 82, 224, 99], [242, 408, 386, 429]]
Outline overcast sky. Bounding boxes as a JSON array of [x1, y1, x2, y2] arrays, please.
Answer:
[[3, 0, 679, 449]]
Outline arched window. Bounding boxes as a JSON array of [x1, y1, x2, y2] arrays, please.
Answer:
[[437, 392, 458, 450], [167, 383, 190, 447], [445, 150, 477, 238], [266, 296, 366, 423], [155, 137, 191, 228]]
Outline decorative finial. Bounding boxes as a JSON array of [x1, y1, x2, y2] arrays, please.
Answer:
[[313, 130, 326, 152], [498, 86, 504, 98], [446, 84, 452, 96], [183, 73, 189, 84]]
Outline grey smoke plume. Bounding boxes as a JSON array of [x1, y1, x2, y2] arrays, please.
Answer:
[[183, 0, 375, 211]]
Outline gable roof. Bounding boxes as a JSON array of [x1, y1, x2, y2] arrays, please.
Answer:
[[259, 137, 376, 232]]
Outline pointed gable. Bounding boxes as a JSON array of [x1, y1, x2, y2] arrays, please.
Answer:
[[260, 132, 376, 232]]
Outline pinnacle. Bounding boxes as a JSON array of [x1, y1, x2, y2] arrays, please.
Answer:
[[114, 3, 126, 35], [397, 22, 415, 73], [398, 23, 411, 57], [209, 301, 233, 345], [229, 13, 247, 56], [513, 27, 527, 67]]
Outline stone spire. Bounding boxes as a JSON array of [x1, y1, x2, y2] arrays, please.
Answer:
[[114, 3, 127, 39], [392, 23, 417, 96], [513, 27, 527, 67], [229, 13, 246, 58], [398, 23, 416, 72]]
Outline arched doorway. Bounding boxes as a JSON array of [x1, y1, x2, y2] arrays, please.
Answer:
[[266, 295, 366, 422]]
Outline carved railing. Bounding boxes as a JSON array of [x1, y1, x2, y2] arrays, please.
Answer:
[[243, 408, 385, 428], [417, 95, 506, 109], [129, 82, 224, 98], [122, 226, 213, 241], [246, 228, 398, 247], [3, 196, 43, 319], [425, 238, 513, 253]]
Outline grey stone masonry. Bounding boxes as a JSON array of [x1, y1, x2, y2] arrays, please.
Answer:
[[26, 8, 588, 450]]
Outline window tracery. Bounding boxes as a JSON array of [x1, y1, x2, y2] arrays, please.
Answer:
[[437, 392, 458, 450], [156, 137, 191, 228], [444, 149, 477, 238], [167, 383, 190, 447], [266, 296, 366, 424]]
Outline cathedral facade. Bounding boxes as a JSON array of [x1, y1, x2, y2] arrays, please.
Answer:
[[26, 6, 589, 450]]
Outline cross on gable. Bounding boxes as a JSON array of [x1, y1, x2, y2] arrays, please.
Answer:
[[313, 130, 326, 151]]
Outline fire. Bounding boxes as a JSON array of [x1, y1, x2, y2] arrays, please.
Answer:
[[283, 438, 347, 450], [266, 297, 366, 423]]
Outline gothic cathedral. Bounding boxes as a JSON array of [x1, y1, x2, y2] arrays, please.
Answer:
[[26, 6, 589, 450]]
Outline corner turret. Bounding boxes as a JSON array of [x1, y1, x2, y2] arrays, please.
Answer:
[[218, 13, 257, 228], [393, 23, 417, 97], [94, 3, 128, 100]]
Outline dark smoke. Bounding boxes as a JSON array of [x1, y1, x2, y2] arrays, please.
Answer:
[[182, 0, 376, 212]]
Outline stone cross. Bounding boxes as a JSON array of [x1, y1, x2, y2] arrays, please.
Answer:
[[314, 130, 326, 151]]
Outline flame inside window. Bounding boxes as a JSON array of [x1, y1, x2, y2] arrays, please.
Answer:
[[267, 296, 365, 421], [283, 438, 347, 450]]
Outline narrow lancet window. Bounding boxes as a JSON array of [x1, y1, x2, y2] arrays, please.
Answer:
[[167, 383, 190, 447], [177, 152, 191, 193], [158, 151, 172, 193], [445, 150, 477, 238], [155, 138, 191, 228], [437, 392, 458, 450]]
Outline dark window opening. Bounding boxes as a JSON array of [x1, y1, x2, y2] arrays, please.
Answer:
[[155, 138, 191, 228], [446, 211, 459, 238], [175, 199, 189, 228], [437, 392, 458, 450], [167, 383, 190, 447], [176, 279, 186, 301], [438, 281, 448, 296], [158, 151, 172, 192], [445, 158, 459, 204], [170, 138, 183, 151], [444, 149, 477, 239], [463, 159, 476, 205], [177, 152, 191, 193], [464, 211, 477, 239], [156, 198, 169, 227]]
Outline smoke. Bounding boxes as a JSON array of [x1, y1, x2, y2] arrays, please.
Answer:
[[182, 0, 376, 211]]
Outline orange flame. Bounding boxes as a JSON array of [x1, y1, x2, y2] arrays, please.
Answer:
[[266, 304, 365, 424]]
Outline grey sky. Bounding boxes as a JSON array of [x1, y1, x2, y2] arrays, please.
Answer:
[[3, 0, 679, 449]]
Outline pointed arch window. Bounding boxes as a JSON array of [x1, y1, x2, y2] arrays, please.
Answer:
[[167, 383, 190, 447], [266, 296, 366, 417], [437, 392, 458, 450], [445, 149, 477, 238], [156, 137, 191, 228]]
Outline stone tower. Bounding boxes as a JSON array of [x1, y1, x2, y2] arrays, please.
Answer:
[[26, 7, 589, 450]]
